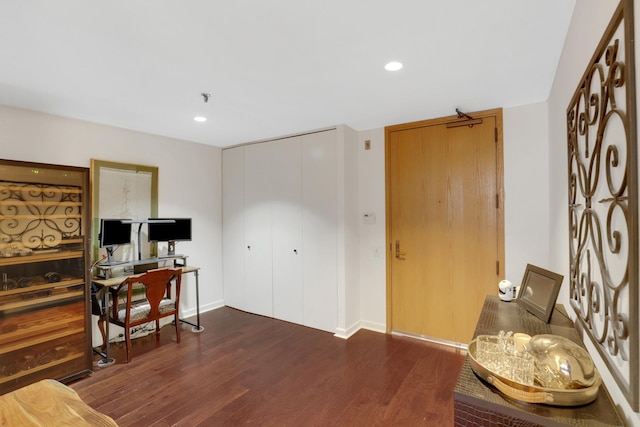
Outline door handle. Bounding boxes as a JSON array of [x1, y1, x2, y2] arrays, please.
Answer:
[[395, 240, 406, 260]]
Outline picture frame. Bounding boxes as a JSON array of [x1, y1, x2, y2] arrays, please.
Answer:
[[516, 264, 563, 323], [90, 159, 158, 263]]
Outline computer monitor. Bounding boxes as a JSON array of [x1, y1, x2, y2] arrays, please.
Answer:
[[99, 218, 132, 264], [148, 218, 191, 256]]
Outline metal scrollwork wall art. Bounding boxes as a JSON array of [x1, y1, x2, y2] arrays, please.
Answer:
[[567, 0, 638, 410]]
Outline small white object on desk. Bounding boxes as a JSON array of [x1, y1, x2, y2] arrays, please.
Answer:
[[498, 279, 516, 301]]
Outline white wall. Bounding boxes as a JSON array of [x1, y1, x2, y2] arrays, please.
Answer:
[[337, 125, 362, 336], [548, 0, 638, 423], [357, 128, 387, 332], [0, 105, 224, 344], [503, 103, 551, 282]]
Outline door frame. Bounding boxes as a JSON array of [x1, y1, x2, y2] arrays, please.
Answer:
[[384, 108, 505, 333]]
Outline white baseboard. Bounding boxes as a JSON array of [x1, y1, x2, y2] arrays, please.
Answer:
[[180, 299, 225, 319], [359, 320, 386, 334], [334, 323, 359, 339], [334, 319, 386, 339]]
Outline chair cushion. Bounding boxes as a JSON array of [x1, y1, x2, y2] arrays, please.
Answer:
[[117, 298, 176, 322]]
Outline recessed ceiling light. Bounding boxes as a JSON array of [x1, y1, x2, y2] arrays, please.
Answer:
[[193, 116, 207, 122], [385, 61, 403, 71]]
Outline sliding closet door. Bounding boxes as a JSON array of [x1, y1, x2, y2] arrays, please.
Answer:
[[222, 147, 246, 310], [302, 130, 337, 332], [244, 143, 273, 317], [271, 137, 303, 324]]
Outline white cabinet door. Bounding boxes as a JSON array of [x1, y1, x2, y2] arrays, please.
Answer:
[[302, 130, 338, 332], [222, 129, 341, 333], [222, 147, 246, 310], [271, 136, 303, 324], [244, 143, 273, 317]]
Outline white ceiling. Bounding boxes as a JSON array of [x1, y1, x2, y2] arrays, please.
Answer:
[[0, 1, 575, 148]]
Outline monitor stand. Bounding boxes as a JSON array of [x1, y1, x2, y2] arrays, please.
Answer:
[[102, 247, 127, 266], [105, 247, 115, 265], [167, 241, 176, 256]]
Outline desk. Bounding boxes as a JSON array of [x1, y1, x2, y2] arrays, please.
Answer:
[[92, 265, 203, 367], [453, 295, 624, 426], [95, 254, 188, 280]]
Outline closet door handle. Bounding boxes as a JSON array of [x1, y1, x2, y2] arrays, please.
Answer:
[[247, 245, 251, 251], [293, 249, 298, 254]]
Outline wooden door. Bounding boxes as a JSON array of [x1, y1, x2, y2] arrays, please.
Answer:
[[386, 110, 504, 344]]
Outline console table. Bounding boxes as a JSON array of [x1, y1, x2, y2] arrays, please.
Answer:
[[92, 264, 202, 367], [454, 295, 624, 426]]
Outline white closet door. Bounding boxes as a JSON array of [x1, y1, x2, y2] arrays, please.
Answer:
[[271, 136, 303, 324], [222, 147, 246, 310], [302, 130, 338, 332], [244, 143, 273, 317]]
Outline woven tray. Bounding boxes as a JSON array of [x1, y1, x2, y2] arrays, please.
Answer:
[[468, 339, 601, 406]]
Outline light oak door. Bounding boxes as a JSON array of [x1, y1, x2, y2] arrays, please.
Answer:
[[386, 111, 504, 344]]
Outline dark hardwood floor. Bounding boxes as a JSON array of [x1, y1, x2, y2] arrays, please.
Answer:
[[70, 307, 466, 426]]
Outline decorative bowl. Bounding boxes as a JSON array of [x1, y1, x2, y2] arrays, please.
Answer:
[[468, 337, 601, 406]]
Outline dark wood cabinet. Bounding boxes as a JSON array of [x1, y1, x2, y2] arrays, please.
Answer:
[[0, 160, 92, 394]]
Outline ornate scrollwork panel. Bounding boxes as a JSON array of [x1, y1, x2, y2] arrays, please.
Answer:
[[566, 0, 638, 411], [0, 181, 82, 250]]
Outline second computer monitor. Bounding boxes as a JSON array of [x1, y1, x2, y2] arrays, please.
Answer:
[[148, 218, 191, 256]]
